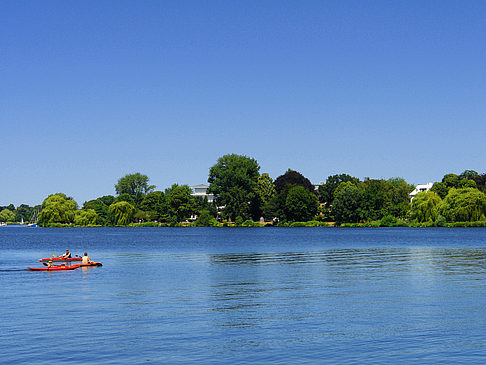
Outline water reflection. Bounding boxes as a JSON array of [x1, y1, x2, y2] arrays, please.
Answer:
[[207, 247, 486, 333]]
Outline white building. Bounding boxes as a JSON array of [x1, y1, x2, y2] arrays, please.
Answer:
[[191, 184, 215, 203], [409, 182, 433, 202]]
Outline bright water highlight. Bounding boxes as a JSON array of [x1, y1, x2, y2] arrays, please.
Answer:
[[1, 227, 486, 363]]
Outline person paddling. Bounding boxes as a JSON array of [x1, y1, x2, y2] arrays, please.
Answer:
[[82, 252, 91, 264], [59, 249, 71, 259]]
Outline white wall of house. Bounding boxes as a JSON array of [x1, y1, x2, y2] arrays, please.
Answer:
[[409, 182, 433, 202], [191, 184, 215, 203]]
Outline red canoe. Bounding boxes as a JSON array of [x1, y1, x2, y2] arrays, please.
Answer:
[[27, 265, 79, 271], [39, 257, 82, 262], [72, 262, 103, 268]]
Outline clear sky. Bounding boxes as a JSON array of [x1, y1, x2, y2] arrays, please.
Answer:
[[2, 0, 485, 206]]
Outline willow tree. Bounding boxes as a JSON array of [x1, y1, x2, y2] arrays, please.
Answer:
[[439, 188, 486, 222], [411, 191, 441, 223], [109, 201, 136, 225], [38, 193, 77, 225]]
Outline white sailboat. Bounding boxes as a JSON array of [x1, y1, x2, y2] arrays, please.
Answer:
[[27, 210, 38, 227]]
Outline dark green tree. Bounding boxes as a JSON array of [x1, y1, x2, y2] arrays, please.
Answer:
[[472, 173, 486, 193], [208, 154, 260, 221], [274, 169, 315, 194]]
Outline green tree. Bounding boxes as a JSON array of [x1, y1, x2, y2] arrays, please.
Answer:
[[438, 188, 486, 222], [115, 172, 155, 205], [166, 184, 196, 222], [195, 210, 218, 226], [387, 177, 414, 218], [459, 170, 479, 180], [83, 196, 114, 226], [140, 191, 167, 221], [108, 201, 136, 225], [332, 182, 365, 224], [74, 209, 99, 226], [208, 154, 260, 221], [318, 174, 359, 205], [472, 173, 486, 193], [0, 209, 15, 222], [274, 169, 315, 194], [459, 178, 477, 189], [115, 193, 136, 205], [255, 173, 276, 206], [284, 186, 319, 222], [15, 204, 35, 223], [38, 193, 77, 225], [432, 173, 461, 199], [411, 191, 441, 223], [360, 179, 390, 220]]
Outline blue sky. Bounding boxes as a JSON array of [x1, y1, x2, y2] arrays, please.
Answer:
[[2, 1, 485, 206]]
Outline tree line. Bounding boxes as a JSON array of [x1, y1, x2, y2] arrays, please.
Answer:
[[1, 155, 485, 227]]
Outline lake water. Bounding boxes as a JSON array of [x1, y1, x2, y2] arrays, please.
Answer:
[[1, 227, 486, 364]]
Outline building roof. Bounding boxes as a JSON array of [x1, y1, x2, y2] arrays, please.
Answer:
[[192, 184, 209, 189]]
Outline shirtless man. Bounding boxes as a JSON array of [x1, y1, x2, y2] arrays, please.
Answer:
[[81, 252, 91, 264]]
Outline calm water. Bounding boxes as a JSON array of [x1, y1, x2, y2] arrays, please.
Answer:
[[1, 227, 486, 364]]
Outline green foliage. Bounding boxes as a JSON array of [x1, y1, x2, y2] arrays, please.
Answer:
[[386, 177, 414, 218], [115, 193, 136, 205], [438, 188, 486, 222], [83, 196, 113, 226], [0, 209, 15, 222], [14, 204, 36, 223], [194, 210, 218, 227], [435, 215, 447, 227], [332, 182, 364, 224], [411, 191, 441, 222], [242, 219, 262, 227], [431, 173, 461, 199], [74, 209, 99, 226], [38, 193, 77, 225], [108, 201, 136, 225], [274, 169, 315, 194], [379, 215, 398, 227], [459, 178, 477, 189], [284, 186, 319, 222], [235, 216, 244, 226], [255, 173, 276, 205], [165, 184, 196, 222], [140, 191, 167, 221], [318, 174, 359, 205], [472, 173, 486, 193], [208, 154, 260, 221], [115, 172, 155, 205], [361, 179, 390, 220], [459, 170, 479, 179]]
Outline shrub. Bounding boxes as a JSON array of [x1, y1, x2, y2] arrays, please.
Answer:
[[379, 215, 398, 227]]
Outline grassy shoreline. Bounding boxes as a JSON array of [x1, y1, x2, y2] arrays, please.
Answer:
[[21, 220, 486, 228]]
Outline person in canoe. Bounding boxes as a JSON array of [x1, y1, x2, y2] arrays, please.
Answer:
[[47, 260, 54, 268], [59, 249, 71, 259], [82, 252, 91, 264]]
